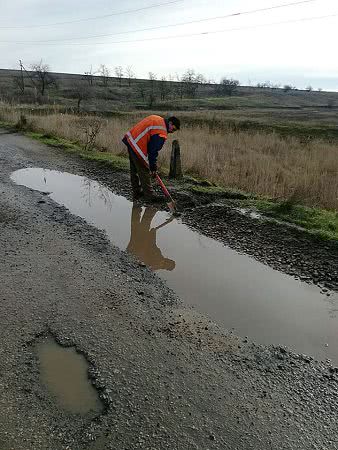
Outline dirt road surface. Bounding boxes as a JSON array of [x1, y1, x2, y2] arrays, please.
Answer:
[[0, 129, 337, 450]]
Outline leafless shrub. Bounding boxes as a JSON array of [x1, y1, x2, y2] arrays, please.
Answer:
[[15, 113, 28, 130], [81, 118, 102, 151]]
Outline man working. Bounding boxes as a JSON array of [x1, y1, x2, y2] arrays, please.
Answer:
[[122, 115, 180, 201]]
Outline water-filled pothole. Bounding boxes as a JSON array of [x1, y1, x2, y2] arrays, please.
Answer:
[[12, 168, 338, 364], [37, 337, 103, 414]]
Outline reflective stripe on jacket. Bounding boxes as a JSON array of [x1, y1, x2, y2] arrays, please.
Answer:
[[125, 115, 168, 167]]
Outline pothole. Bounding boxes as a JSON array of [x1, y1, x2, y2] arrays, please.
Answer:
[[37, 336, 103, 415], [11, 168, 338, 364]]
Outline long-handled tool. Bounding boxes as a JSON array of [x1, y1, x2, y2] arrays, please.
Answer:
[[135, 154, 178, 214], [155, 174, 178, 214]]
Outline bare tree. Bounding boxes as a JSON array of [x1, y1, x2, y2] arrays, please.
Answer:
[[306, 85, 313, 92], [182, 69, 196, 98], [166, 73, 175, 98], [30, 60, 56, 96], [145, 72, 158, 106], [159, 76, 168, 101], [148, 72, 157, 91], [83, 65, 95, 86], [71, 81, 91, 112], [126, 65, 135, 86], [218, 77, 240, 96], [137, 83, 146, 101], [181, 69, 205, 98], [195, 73, 206, 85], [147, 92, 157, 108], [115, 66, 124, 86], [159, 74, 175, 100], [97, 64, 110, 87], [175, 73, 184, 99]]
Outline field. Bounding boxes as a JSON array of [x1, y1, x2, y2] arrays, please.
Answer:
[[0, 68, 337, 216]]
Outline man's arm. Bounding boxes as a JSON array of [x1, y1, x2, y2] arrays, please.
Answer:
[[148, 134, 166, 172]]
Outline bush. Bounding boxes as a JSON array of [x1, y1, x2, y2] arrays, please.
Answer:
[[15, 113, 28, 130]]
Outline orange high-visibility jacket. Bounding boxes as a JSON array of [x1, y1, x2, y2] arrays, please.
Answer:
[[125, 115, 168, 167]]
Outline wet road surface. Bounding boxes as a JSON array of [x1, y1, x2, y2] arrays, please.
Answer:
[[11, 167, 338, 364], [1, 130, 338, 450]]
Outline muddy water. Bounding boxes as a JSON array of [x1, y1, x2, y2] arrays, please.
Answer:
[[11, 168, 338, 364], [37, 337, 103, 414]]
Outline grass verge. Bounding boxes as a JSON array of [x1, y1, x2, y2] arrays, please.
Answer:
[[246, 199, 338, 241]]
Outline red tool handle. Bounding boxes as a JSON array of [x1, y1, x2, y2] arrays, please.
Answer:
[[155, 174, 171, 199]]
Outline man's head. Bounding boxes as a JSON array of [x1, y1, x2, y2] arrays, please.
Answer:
[[167, 116, 180, 133]]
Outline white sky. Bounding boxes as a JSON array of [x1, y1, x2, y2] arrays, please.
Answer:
[[0, 0, 337, 90]]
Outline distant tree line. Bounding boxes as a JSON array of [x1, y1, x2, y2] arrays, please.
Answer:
[[7, 59, 332, 111]]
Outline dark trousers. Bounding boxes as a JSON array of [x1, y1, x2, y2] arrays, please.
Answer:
[[128, 150, 153, 198]]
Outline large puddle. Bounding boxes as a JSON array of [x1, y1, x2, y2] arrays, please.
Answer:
[[37, 337, 103, 414], [11, 168, 338, 364]]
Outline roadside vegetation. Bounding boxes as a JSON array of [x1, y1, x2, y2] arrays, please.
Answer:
[[1, 104, 337, 209], [0, 66, 337, 241]]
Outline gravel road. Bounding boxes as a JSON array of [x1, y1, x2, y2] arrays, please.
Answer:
[[0, 129, 337, 450]]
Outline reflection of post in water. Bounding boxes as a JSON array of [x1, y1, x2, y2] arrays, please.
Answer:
[[127, 205, 176, 271]]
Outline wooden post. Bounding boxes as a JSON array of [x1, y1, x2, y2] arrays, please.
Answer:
[[169, 140, 183, 179]]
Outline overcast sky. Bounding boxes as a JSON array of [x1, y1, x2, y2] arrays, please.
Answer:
[[1, 0, 337, 90]]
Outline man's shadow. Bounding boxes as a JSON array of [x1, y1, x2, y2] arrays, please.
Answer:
[[126, 205, 176, 271]]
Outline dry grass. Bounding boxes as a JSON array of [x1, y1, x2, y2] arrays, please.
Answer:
[[1, 103, 337, 210]]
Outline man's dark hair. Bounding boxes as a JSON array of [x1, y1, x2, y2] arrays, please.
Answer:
[[168, 116, 180, 130]]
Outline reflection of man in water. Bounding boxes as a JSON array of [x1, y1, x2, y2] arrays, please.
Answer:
[[127, 205, 176, 271]]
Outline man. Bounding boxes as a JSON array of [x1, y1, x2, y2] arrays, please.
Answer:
[[122, 115, 180, 201]]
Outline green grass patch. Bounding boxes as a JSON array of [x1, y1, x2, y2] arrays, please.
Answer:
[[25, 131, 129, 171], [249, 199, 338, 241], [186, 182, 250, 200], [26, 131, 80, 151], [79, 151, 129, 171], [0, 120, 15, 129]]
